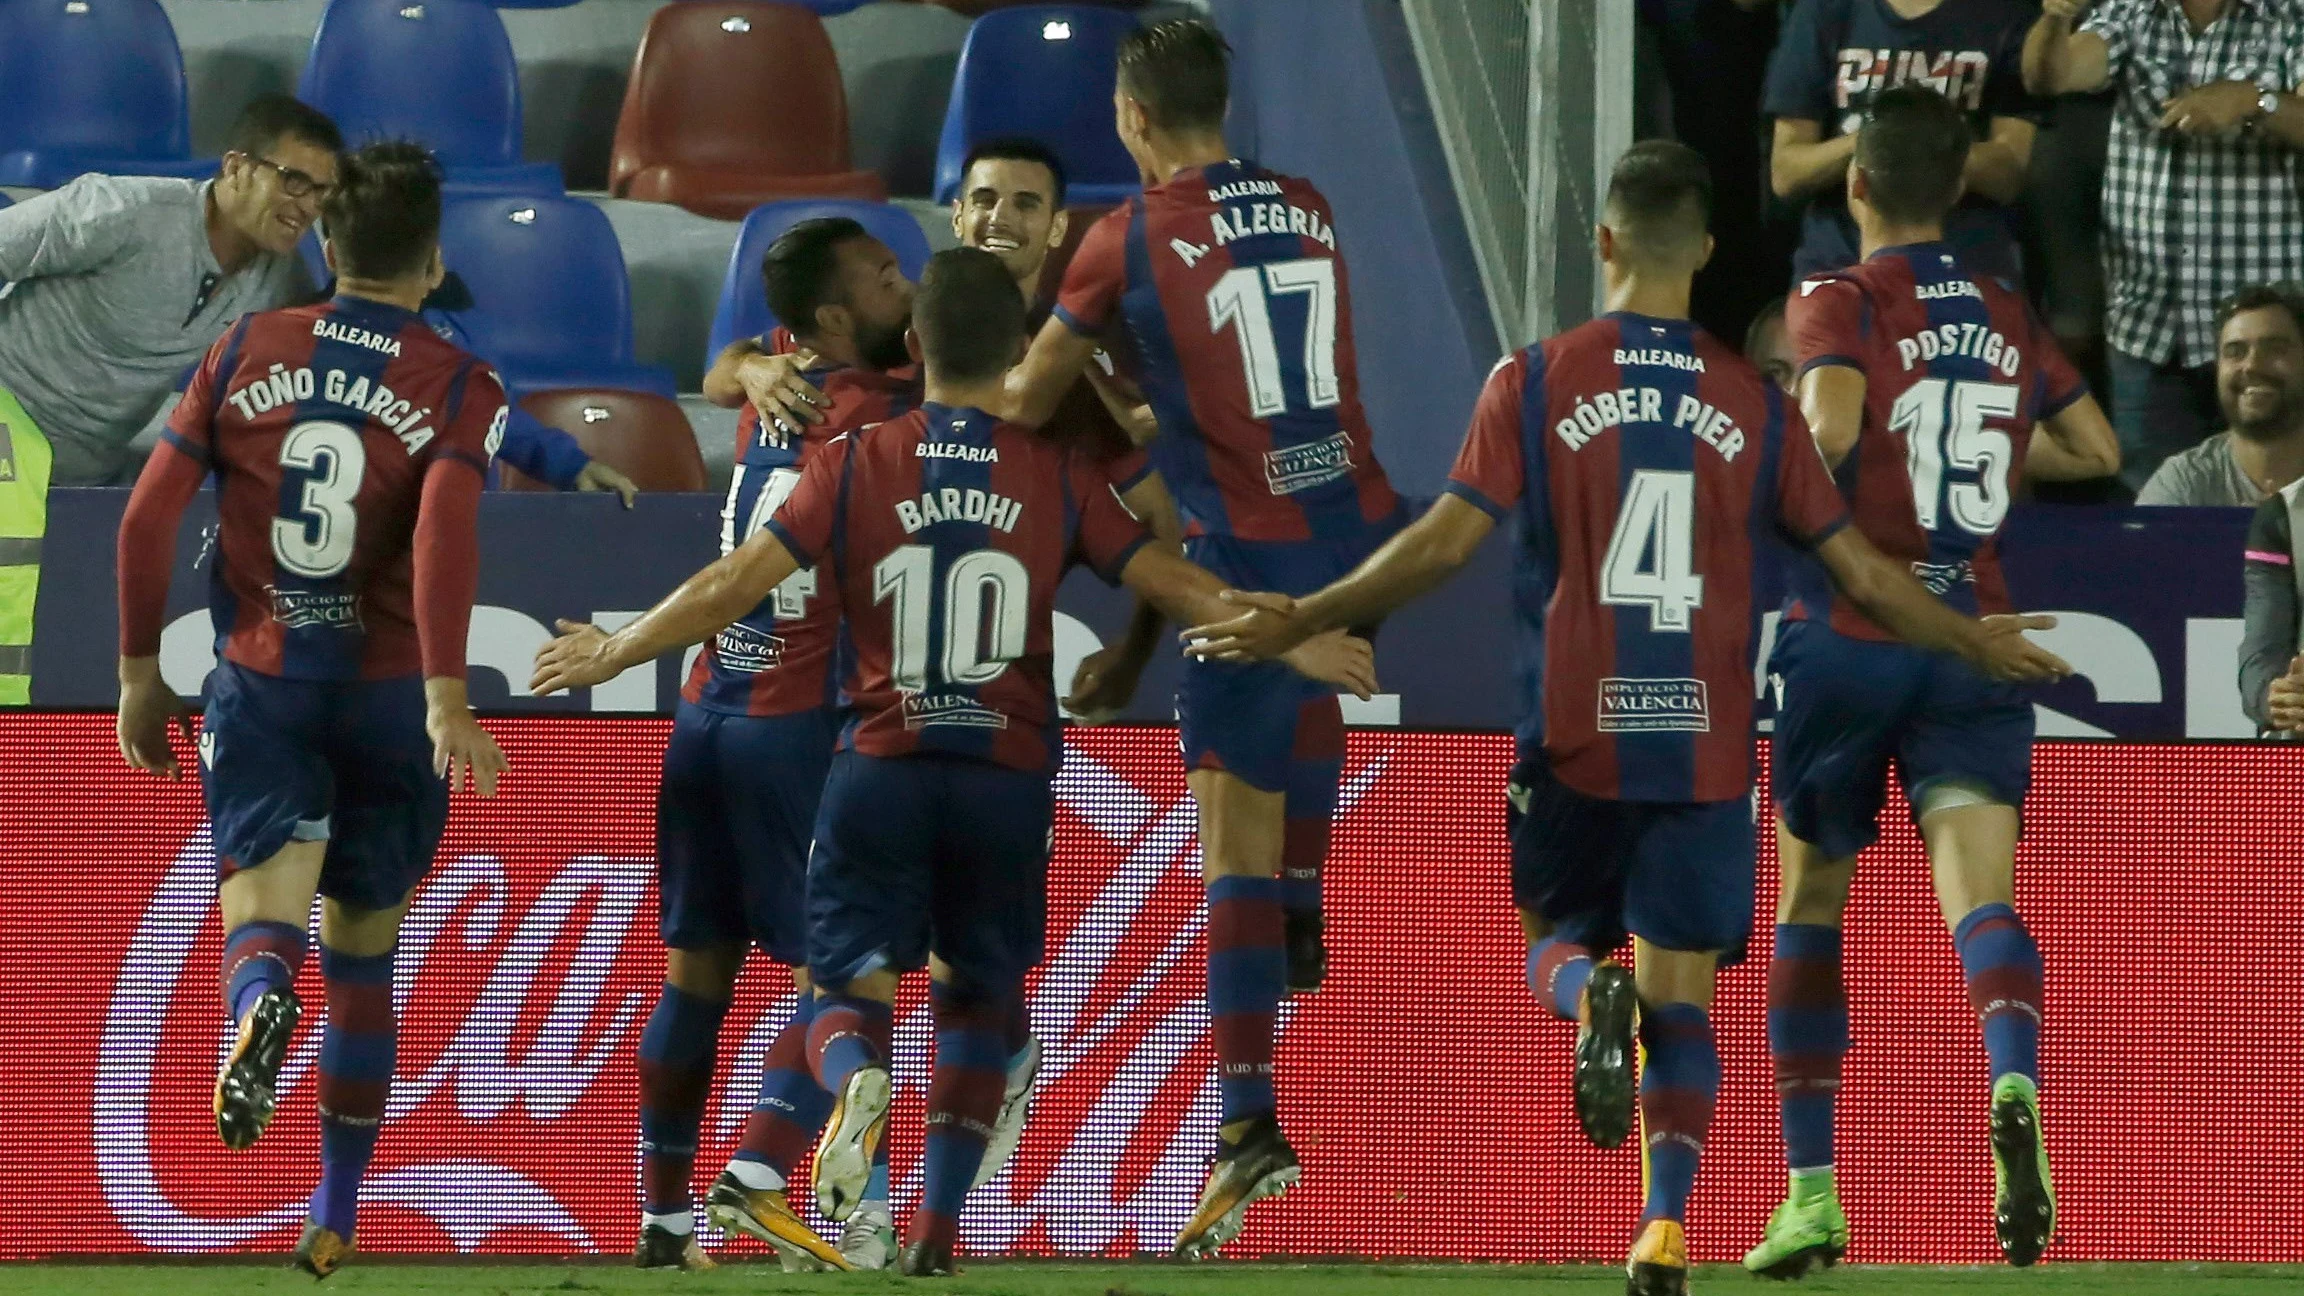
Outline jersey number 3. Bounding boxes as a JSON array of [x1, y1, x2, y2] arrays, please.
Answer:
[[1600, 469, 1703, 632], [273, 420, 366, 579], [1206, 259, 1341, 418]]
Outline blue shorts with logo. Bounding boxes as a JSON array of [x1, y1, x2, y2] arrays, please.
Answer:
[[656, 701, 838, 963], [1769, 619, 2034, 860], [806, 751, 1053, 996], [1180, 511, 1402, 794], [1507, 747, 1756, 959], [199, 661, 447, 911]]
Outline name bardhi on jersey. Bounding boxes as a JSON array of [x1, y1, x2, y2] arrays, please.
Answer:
[[1554, 385, 1747, 462], [894, 486, 1023, 535], [1895, 321, 2022, 375], [311, 317, 404, 357], [222, 363, 442, 454]]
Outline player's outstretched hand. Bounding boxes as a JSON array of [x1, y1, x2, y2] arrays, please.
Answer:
[[1065, 642, 1149, 724], [1182, 590, 1309, 662], [428, 710, 506, 798], [118, 678, 196, 780], [740, 351, 825, 432], [574, 460, 639, 508], [1972, 614, 2073, 683], [2267, 655, 2304, 733], [1281, 629, 1379, 701], [530, 619, 624, 696]]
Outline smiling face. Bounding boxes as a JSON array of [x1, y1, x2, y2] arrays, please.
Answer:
[[952, 155, 1068, 294], [216, 133, 341, 258], [2219, 304, 2304, 442], [830, 235, 917, 371]]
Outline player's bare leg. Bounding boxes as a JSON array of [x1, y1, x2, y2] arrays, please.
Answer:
[[292, 894, 413, 1279], [709, 964, 854, 1271], [1175, 769, 1300, 1260], [1919, 788, 2052, 1266], [214, 840, 325, 1154], [1626, 943, 1721, 1296], [1745, 824, 1854, 1280], [1519, 908, 1637, 1148], [632, 944, 746, 1272], [808, 967, 899, 1226]]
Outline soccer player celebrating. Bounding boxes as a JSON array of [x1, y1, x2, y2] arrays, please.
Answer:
[[612, 216, 917, 1273], [114, 142, 509, 1279], [1182, 140, 2073, 1296], [1748, 86, 2120, 1277], [995, 19, 1405, 1254], [532, 247, 1369, 1276]]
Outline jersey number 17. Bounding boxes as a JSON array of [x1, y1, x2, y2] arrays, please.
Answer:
[[1206, 259, 1342, 417]]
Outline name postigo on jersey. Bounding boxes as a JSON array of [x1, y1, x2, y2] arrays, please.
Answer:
[[1895, 321, 2022, 376]]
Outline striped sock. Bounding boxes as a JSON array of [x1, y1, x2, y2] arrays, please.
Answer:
[[732, 993, 829, 1186], [1638, 1002, 1719, 1227], [309, 944, 395, 1238], [806, 992, 893, 1094], [1954, 903, 2044, 1085], [635, 983, 730, 1226], [1526, 935, 1594, 1022], [1768, 924, 1847, 1175], [1281, 697, 1344, 921], [906, 986, 1007, 1252], [221, 920, 306, 1023], [1206, 874, 1285, 1126]]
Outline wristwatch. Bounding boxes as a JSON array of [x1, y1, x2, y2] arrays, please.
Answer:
[[2260, 88, 2283, 122]]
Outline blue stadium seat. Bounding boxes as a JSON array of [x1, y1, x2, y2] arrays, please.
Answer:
[[705, 199, 935, 366], [437, 195, 675, 398], [932, 6, 1141, 206], [0, 194, 11, 213], [0, 0, 218, 189], [298, 0, 563, 196]]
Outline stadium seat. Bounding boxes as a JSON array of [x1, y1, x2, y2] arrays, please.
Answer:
[[932, 6, 1142, 206], [0, 0, 217, 189], [0, 194, 11, 213], [436, 195, 676, 399], [704, 199, 934, 364], [608, 2, 885, 223], [297, 0, 563, 196], [502, 390, 705, 492]]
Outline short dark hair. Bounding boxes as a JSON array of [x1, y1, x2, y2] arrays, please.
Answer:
[[229, 94, 344, 159], [913, 247, 1025, 382], [1854, 85, 1971, 224], [960, 135, 1068, 205], [2218, 282, 2304, 342], [1604, 139, 1713, 260], [320, 142, 440, 280], [762, 217, 869, 339], [1117, 18, 1232, 133], [1745, 294, 1788, 359]]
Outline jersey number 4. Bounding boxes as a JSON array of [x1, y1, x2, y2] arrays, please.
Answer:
[[273, 420, 365, 579], [1600, 469, 1703, 633], [1891, 378, 2017, 537], [723, 464, 818, 617], [1206, 259, 1341, 418]]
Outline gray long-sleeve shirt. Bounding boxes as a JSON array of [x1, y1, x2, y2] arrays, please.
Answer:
[[0, 175, 309, 485], [2241, 487, 2301, 731]]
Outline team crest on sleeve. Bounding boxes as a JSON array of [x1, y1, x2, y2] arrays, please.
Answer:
[[484, 405, 507, 459]]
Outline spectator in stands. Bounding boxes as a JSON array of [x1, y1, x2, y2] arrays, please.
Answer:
[[2240, 489, 2304, 734], [0, 95, 339, 486], [1766, 0, 2042, 284], [1745, 294, 1797, 392], [2139, 285, 2304, 507], [2025, 0, 2304, 493]]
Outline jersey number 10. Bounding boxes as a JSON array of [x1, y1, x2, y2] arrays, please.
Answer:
[[1206, 258, 1342, 418]]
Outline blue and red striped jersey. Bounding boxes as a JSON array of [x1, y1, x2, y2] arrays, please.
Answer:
[[1785, 242, 2086, 640], [766, 403, 1151, 774], [683, 365, 919, 717], [1055, 158, 1399, 544], [1446, 314, 1848, 803], [155, 295, 503, 681]]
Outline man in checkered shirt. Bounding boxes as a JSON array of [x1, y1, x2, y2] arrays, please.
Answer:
[[2025, 0, 2304, 493]]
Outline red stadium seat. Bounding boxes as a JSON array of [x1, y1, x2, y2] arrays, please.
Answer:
[[608, 2, 885, 222], [502, 390, 705, 493]]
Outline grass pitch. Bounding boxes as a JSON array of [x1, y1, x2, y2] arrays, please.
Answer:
[[0, 1263, 2293, 1296]]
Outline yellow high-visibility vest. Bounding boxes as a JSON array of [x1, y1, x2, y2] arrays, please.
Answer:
[[0, 388, 53, 706]]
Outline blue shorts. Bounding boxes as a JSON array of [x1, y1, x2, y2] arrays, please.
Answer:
[[806, 751, 1052, 995], [1507, 748, 1756, 958], [1179, 514, 1400, 793], [1769, 619, 2035, 860], [198, 661, 446, 912], [656, 701, 838, 963]]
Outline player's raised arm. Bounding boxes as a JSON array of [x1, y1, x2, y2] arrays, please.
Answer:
[[1003, 312, 1105, 428], [1785, 275, 1872, 469], [1065, 462, 1182, 721], [1813, 528, 2069, 683], [414, 367, 508, 797], [2022, 1, 2110, 98], [1004, 205, 1130, 428]]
